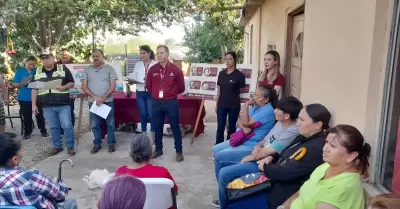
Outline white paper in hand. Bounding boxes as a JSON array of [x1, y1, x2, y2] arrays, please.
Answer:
[[89, 103, 111, 119]]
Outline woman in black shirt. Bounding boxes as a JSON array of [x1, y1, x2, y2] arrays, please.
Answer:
[[215, 52, 246, 144]]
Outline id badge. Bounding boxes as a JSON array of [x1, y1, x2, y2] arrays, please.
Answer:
[[159, 90, 164, 98]]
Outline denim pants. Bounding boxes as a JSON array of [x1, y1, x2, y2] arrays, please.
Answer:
[[226, 192, 269, 209], [218, 161, 260, 209], [58, 198, 78, 209], [216, 107, 240, 144], [89, 101, 116, 145], [136, 91, 154, 132], [42, 105, 75, 149], [152, 98, 182, 153], [213, 141, 253, 178], [60, 99, 75, 135]]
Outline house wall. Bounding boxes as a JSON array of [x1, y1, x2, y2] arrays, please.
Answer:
[[243, 0, 394, 182]]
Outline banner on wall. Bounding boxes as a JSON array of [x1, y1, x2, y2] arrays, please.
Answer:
[[186, 64, 256, 102], [64, 62, 124, 94]]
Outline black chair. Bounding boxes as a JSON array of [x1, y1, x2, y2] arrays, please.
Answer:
[[5, 87, 24, 135]]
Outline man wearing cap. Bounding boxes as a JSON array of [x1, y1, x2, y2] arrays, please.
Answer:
[[32, 50, 76, 156], [146, 45, 185, 162], [81, 49, 118, 154]]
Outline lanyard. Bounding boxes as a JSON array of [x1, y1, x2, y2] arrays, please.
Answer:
[[144, 62, 150, 75], [160, 63, 168, 89]]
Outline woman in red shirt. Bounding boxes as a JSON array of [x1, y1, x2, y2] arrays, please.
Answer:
[[115, 134, 178, 195], [258, 51, 285, 98]]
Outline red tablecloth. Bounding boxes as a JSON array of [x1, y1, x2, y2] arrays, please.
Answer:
[[101, 92, 205, 138]]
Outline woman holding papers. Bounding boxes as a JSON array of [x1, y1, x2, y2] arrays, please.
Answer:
[[11, 56, 48, 139], [133, 45, 157, 138]]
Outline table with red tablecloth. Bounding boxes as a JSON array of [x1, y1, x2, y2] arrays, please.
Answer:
[[101, 92, 205, 139]]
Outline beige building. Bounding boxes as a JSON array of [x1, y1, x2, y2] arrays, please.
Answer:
[[240, 0, 400, 195]]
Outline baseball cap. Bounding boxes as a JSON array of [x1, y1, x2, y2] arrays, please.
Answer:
[[38, 49, 54, 59]]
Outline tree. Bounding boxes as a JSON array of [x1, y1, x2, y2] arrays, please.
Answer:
[[1, 0, 190, 53], [182, 9, 244, 63]]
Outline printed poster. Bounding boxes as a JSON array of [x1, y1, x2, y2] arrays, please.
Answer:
[[186, 64, 256, 102], [64, 62, 124, 94]]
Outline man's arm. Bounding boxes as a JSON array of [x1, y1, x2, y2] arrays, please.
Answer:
[[32, 89, 38, 105], [176, 67, 185, 94], [31, 170, 69, 202], [60, 67, 75, 90], [145, 67, 153, 92], [102, 67, 118, 99]]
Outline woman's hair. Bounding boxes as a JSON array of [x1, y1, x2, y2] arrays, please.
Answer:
[[130, 134, 152, 163], [258, 86, 278, 109], [258, 50, 281, 82], [276, 96, 303, 120], [99, 175, 146, 209], [305, 103, 331, 131], [328, 124, 371, 177], [0, 132, 20, 167], [139, 45, 155, 60], [225, 51, 238, 68], [25, 55, 37, 63], [368, 194, 400, 209]]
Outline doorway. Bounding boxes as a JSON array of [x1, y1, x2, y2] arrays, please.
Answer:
[[285, 6, 305, 98]]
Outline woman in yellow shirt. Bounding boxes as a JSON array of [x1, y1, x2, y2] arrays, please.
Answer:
[[278, 124, 371, 209]]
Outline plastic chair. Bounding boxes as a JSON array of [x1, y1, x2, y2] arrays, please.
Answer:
[[0, 206, 36, 209], [139, 178, 178, 209]]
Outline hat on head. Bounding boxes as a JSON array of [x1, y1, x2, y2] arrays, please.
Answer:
[[38, 48, 54, 59]]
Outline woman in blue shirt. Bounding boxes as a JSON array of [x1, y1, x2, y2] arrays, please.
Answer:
[[11, 56, 48, 139]]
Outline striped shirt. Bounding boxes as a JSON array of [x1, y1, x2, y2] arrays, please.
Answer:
[[0, 167, 69, 209]]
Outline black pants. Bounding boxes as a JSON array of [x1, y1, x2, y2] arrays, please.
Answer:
[[60, 98, 75, 135], [216, 107, 240, 144], [19, 101, 47, 135]]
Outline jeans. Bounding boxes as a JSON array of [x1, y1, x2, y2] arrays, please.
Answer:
[[218, 162, 260, 209], [90, 101, 116, 145], [58, 198, 78, 209], [152, 98, 182, 153], [61, 99, 75, 135], [42, 105, 75, 149], [216, 107, 240, 144], [136, 91, 154, 132], [18, 101, 47, 135], [213, 141, 253, 178], [226, 192, 269, 209]]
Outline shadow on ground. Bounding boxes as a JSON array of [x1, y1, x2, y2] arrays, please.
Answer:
[[33, 123, 218, 209]]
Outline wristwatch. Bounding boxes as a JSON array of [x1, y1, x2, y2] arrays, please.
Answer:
[[277, 206, 286, 209]]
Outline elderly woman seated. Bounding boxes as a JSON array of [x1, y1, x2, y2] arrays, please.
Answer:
[[222, 104, 332, 209], [278, 124, 371, 209], [115, 133, 178, 193], [97, 175, 146, 209], [213, 86, 277, 178], [0, 132, 77, 209]]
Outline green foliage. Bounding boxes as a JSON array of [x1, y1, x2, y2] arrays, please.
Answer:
[[183, 9, 244, 63]]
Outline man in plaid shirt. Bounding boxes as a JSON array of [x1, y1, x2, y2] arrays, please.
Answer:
[[0, 133, 77, 209]]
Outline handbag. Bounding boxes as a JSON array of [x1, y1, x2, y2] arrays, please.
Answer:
[[226, 172, 271, 201], [229, 122, 262, 147]]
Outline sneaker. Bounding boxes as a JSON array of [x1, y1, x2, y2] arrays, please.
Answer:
[[108, 144, 116, 153], [91, 145, 101, 154], [41, 132, 49, 137], [152, 151, 163, 159], [211, 199, 220, 208], [50, 148, 63, 156], [67, 148, 76, 156], [23, 134, 31, 140], [176, 152, 184, 162]]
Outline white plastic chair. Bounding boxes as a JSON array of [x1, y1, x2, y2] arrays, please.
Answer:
[[139, 178, 178, 209]]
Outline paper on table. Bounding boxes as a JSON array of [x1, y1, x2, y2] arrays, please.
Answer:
[[89, 103, 111, 119]]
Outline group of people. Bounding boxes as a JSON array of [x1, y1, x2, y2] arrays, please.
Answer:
[[0, 46, 399, 209]]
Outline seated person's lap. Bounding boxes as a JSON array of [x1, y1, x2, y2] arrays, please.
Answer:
[[214, 145, 253, 164], [227, 191, 269, 209]]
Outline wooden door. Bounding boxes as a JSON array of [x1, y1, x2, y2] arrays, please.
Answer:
[[289, 13, 304, 98]]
